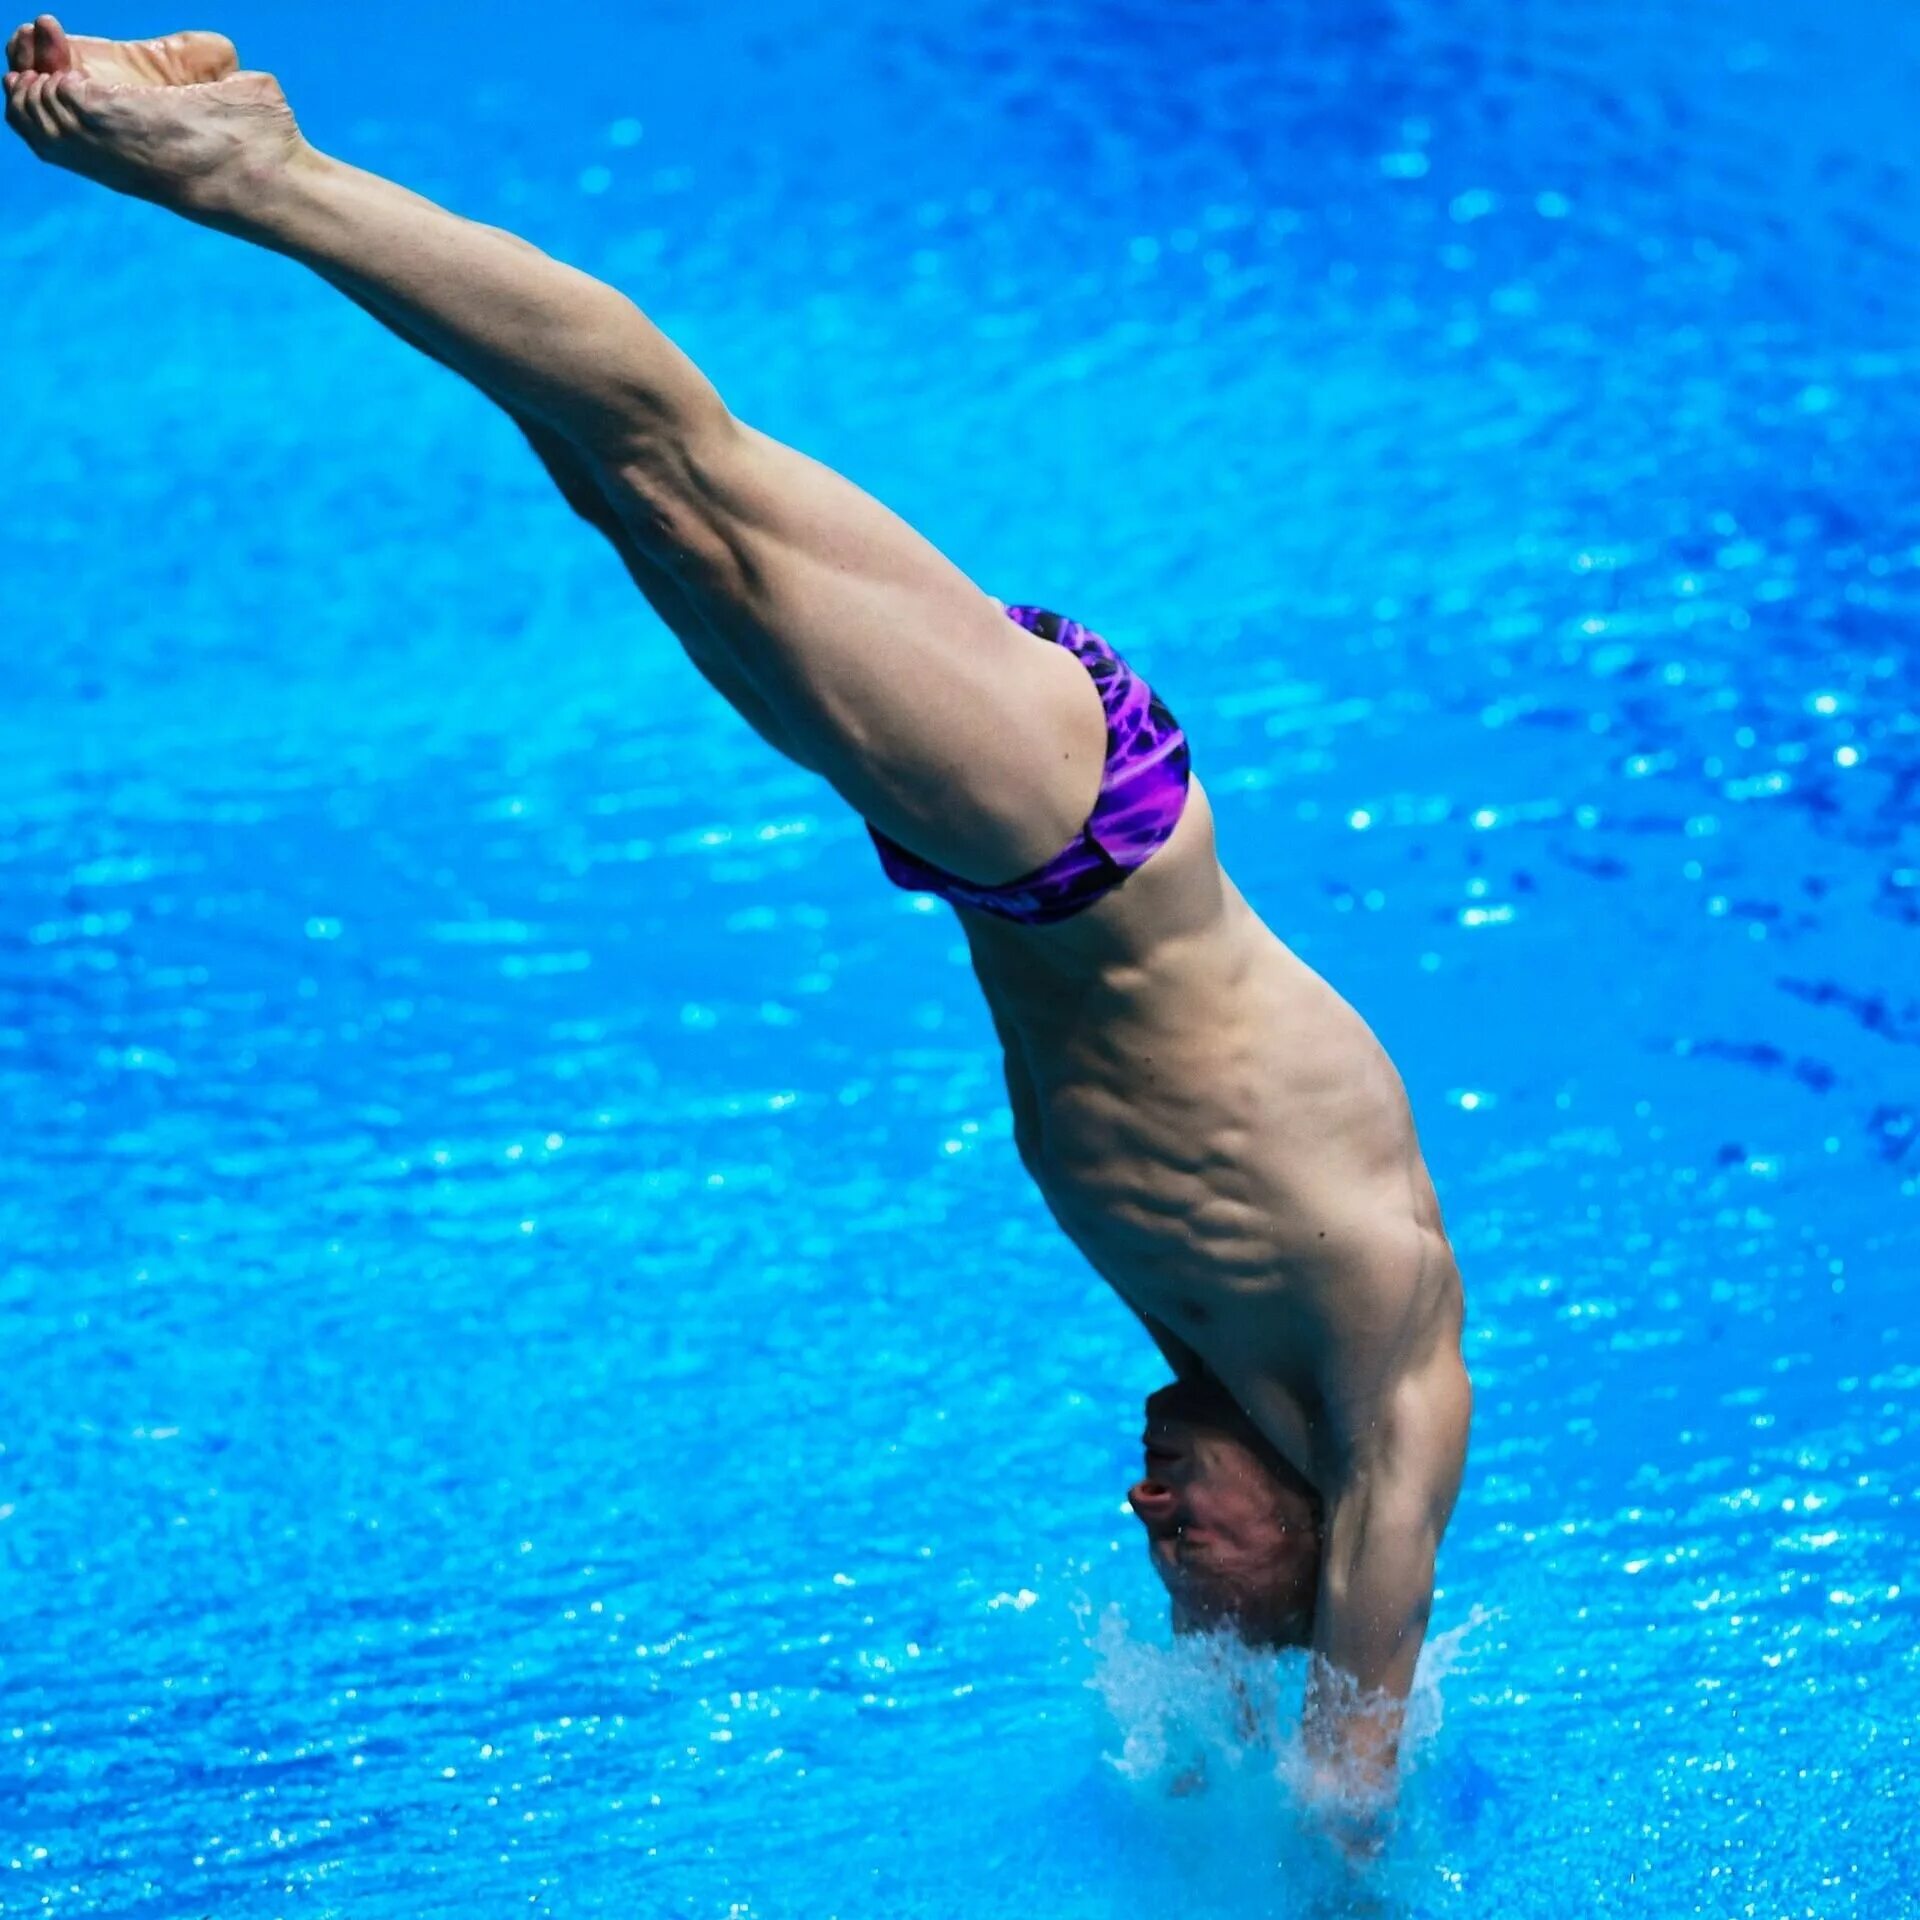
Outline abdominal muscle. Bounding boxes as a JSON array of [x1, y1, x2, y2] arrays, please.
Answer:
[[965, 807, 1462, 1485]]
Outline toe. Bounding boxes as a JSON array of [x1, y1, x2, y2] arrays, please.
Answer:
[[170, 30, 239, 80], [32, 14, 69, 75]]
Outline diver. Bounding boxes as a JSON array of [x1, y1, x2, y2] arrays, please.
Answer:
[[5, 14, 1472, 1830]]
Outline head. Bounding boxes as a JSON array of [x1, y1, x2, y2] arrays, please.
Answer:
[[1127, 1375, 1324, 1649]]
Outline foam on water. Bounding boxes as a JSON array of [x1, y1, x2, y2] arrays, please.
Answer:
[[1088, 1605, 1491, 1795], [1071, 1607, 1498, 1916]]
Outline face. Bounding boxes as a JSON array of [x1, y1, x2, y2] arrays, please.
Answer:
[[1127, 1376, 1324, 1647]]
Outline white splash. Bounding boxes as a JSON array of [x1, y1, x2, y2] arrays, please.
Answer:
[[1078, 1604, 1499, 1913], [1085, 1602, 1496, 1794]]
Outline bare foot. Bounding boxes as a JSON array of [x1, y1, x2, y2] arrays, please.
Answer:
[[6, 13, 238, 86], [3, 13, 304, 214]]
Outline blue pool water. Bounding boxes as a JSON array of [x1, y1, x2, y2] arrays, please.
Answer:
[[4, 0, 1918, 1911]]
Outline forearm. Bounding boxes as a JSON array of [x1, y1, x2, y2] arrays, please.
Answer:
[[1297, 1606, 1421, 1862], [203, 147, 728, 452], [1304, 1364, 1470, 1812], [1303, 1477, 1445, 1807]]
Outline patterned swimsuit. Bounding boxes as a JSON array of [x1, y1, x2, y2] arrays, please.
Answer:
[[866, 604, 1193, 926]]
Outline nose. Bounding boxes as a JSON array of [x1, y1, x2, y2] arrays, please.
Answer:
[[1128, 1478, 1177, 1525]]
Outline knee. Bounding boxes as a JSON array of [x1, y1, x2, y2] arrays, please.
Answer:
[[589, 424, 744, 582], [551, 470, 622, 536]]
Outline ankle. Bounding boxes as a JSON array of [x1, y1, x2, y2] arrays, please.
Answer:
[[189, 135, 328, 232]]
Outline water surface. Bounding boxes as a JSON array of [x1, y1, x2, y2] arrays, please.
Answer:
[[3, 0, 1916, 1913]]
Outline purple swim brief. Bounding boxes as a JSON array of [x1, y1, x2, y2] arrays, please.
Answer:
[[866, 604, 1193, 927]]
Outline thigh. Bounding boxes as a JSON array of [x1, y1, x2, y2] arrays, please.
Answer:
[[595, 419, 1109, 887]]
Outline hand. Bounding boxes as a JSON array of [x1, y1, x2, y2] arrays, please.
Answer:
[[1296, 1754, 1393, 1869]]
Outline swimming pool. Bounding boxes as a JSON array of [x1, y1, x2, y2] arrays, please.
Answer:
[[3, 0, 1916, 1911]]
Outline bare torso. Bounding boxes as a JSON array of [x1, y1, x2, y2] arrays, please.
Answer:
[[965, 776, 1470, 1501]]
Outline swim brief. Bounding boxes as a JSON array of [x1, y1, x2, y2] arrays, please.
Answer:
[[866, 604, 1192, 926]]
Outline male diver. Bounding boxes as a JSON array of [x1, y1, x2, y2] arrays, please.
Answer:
[[5, 15, 1472, 1821]]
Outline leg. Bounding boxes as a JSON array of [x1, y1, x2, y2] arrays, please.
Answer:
[[6, 26, 1107, 883], [313, 246, 1099, 878], [314, 262, 809, 765], [274, 176, 1107, 883], [272, 170, 1109, 884], [2, 17, 806, 762]]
